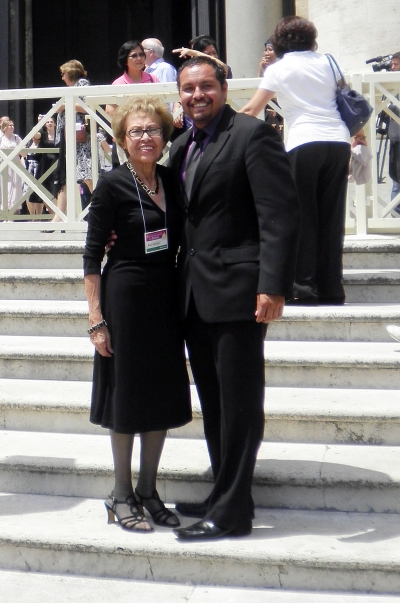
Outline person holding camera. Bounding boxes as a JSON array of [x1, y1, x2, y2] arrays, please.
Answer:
[[387, 52, 400, 212]]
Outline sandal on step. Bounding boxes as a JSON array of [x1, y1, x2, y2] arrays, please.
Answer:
[[104, 493, 153, 532], [135, 489, 180, 528]]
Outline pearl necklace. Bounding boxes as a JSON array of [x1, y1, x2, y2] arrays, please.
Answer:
[[126, 161, 159, 196]]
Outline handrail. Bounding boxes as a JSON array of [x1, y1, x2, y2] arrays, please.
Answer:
[[1, 73, 400, 234]]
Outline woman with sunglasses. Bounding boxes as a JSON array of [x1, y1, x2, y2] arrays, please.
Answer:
[[112, 40, 158, 86], [83, 96, 191, 533]]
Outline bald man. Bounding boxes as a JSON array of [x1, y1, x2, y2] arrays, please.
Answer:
[[142, 38, 177, 83]]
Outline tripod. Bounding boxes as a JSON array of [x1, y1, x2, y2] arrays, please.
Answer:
[[376, 111, 390, 183]]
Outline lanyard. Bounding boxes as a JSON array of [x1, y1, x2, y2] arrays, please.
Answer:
[[126, 162, 168, 254]]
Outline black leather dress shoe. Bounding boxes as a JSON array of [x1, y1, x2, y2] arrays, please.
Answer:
[[173, 519, 251, 541], [175, 500, 256, 520], [175, 500, 209, 518]]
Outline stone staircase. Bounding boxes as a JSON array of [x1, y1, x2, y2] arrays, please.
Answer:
[[0, 236, 400, 602]]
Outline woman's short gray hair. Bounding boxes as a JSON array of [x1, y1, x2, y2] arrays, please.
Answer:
[[111, 96, 174, 148]]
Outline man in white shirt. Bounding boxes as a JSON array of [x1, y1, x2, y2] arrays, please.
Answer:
[[142, 38, 177, 83]]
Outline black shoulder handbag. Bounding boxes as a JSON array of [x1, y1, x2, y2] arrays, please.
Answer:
[[326, 53, 373, 136]]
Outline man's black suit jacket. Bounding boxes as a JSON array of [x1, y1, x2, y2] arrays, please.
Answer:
[[169, 105, 300, 323]]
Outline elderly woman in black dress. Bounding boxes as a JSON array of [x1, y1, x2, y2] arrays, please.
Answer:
[[83, 96, 191, 532]]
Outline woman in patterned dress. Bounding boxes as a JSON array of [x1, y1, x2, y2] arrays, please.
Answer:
[[50, 60, 92, 225]]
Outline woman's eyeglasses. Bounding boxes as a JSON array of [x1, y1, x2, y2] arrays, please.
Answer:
[[126, 128, 163, 139], [128, 52, 145, 59]]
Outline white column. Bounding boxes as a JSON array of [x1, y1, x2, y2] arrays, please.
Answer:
[[308, 0, 400, 73], [225, 0, 282, 78]]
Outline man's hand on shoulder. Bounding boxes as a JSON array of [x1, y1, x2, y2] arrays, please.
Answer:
[[255, 293, 284, 323], [105, 229, 117, 253]]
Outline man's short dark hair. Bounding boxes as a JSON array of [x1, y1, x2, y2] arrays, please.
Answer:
[[392, 52, 400, 61], [177, 57, 226, 90]]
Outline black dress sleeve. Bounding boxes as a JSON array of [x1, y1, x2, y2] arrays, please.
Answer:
[[83, 176, 116, 275]]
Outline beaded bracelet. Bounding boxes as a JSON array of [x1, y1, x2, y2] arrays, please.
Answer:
[[87, 319, 107, 335]]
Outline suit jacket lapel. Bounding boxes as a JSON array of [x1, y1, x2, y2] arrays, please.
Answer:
[[169, 129, 192, 210], [189, 106, 234, 202]]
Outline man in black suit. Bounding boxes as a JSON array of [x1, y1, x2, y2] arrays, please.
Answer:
[[170, 57, 300, 540]]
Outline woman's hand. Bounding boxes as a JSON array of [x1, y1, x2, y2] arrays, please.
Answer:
[[84, 274, 112, 355], [172, 48, 229, 76], [90, 325, 113, 357], [258, 57, 268, 77], [173, 102, 184, 129], [172, 47, 198, 59]]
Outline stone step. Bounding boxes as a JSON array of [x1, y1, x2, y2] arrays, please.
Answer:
[[0, 336, 93, 381], [1, 379, 400, 445], [1, 572, 397, 603], [270, 303, 400, 342], [344, 269, 400, 303], [1, 430, 400, 513], [0, 241, 85, 269], [0, 269, 85, 301], [0, 492, 399, 594], [0, 300, 88, 337], [1, 236, 399, 271], [343, 237, 400, 270], [1, 267, 400, 303], [1, 336, 399, 387], [264, 341, 400, 389], [2, 300, 400, 341], [0, 231, 86, 242]]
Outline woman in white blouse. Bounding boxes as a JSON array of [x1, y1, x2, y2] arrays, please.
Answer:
[[241, 16, 351, 306]]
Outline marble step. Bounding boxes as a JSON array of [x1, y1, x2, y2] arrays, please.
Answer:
[[0, 336, 399, 387], [2, 300, 400, 341], [343, 237, 400, 270], [3, 573, 399, 603], [1, 379, 400, 446], [264, 340, 400, 388], [0, 267, 400, 302], [344, 269, 400, 303], [0, 241, 85, 269], [0, 231, 86, 242], [7, 572, 393, 603], [1, 236, 399, 271], [0, 300, 89, 337], [0, 269, 85, 301], [269, 303, 400, 342], [0, 335, 93, 381], [1, 431, 400, 513], [0, 492, 399, 594]]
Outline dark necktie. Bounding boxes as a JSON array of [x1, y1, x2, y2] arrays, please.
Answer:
[[184, 129, 207, 201]]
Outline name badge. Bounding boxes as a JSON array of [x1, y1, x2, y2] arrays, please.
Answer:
[[144, 228, 168, 254]]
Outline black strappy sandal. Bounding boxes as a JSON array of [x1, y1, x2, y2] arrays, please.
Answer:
[[135, 489, 180, 528], [104, 493, 153, 532]]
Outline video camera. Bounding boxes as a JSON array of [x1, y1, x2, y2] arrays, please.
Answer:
[[366, 54, 393, 72]]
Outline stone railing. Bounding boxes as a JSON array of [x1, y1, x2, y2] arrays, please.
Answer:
[[0, 72, 400, 234]]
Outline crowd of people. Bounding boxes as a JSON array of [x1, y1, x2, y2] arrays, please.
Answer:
[[0, 34, 227, 220], [2, 17, 398, 538]]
